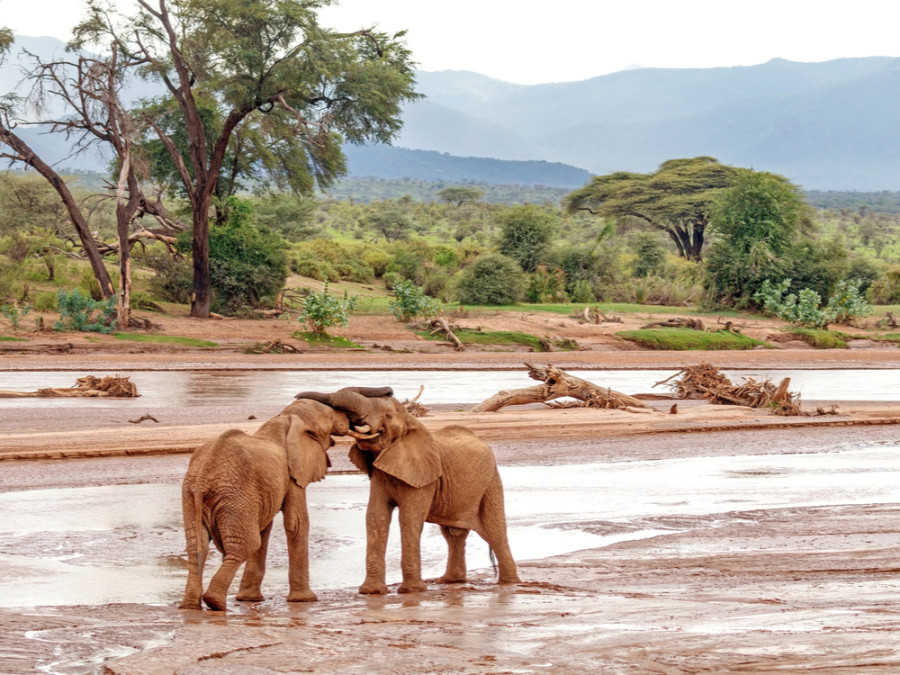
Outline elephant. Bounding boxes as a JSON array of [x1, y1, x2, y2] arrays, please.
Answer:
[[179, 395, 368, 611], [295, 386, 521, 595]]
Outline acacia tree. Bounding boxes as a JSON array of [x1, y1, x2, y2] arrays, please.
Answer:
[[1, 25, 116, 300], [74, 0, 419, 318], [564, 156, 740, 261]]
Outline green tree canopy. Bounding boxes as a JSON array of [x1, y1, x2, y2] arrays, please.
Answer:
[[455, 253, 525, 305], [73, 0, 420, 318], [438, 186, 484, 207], [496, 204, 557, 273], [564, 156, 740, 261], [703, 169, 817, 306]]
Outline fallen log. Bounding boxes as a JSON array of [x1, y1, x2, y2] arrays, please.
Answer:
[[0, 375, 139, 398], [472, 362, 651, 413]]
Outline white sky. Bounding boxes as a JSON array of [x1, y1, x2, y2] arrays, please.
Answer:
[[3, 0, 899, 84]]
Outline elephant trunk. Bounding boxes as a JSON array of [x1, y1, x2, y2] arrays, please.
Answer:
[[295, 387, 391, 432]]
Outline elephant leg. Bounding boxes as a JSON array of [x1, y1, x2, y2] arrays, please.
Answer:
[[236, 521, 272, 602], [477, 488, 521, 585], [179, 527, 210, 609], [359, 482, 392, 595], [203, 524, 260, 611], [396, 494, 431, 594], [283, 486, 317, 602], [437, 526, 469, 584]]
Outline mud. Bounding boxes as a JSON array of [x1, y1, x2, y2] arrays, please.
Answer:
[[1, 334, 899, 673]]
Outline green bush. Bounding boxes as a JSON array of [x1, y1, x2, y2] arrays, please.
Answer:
[[33, 291, 57, 312], [54, 289, 116, 333], [455, 253, 526, 305], [204, 199, 289, 315], [390, 280, 440, 322], [1, 303, 30, 329], [299, 283, 358, 334], [146, 251, 193, 304], [754, 278, 871, 328]]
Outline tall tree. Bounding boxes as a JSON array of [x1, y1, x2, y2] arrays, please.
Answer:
[[703, 169, 816, 307], [1, 25, 116, 299], [74, 0, 419, 318], [496, 204, 557, 273], [564, 157, 740, 261]]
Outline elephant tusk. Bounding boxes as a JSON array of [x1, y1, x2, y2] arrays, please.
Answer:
[[347, 429, 380, 440]]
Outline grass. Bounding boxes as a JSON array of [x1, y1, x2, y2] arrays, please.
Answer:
[[113, 333, 219, 348], [788, 328, 853, 349], [0, 335, 28, 342], [416, 327, 578, 351], [615, 327, 772, 350], [292, 331, 365, 349]]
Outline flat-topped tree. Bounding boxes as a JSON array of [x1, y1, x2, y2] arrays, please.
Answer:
[[564, 157, 740, 262], [73, 0, 420, 318]]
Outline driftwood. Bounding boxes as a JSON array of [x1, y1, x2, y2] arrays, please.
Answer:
[[581, 306, 622, 324], [0, 375, 139, 398], [655, 364, 802, 415], [129, 413, 159, 424], [412, 318, 465, 351], [641, 317, 705, 331], [402, 385, 429, 417], [472, 362, 651, 413]]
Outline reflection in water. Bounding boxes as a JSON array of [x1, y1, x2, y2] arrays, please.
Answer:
[[0, 445, 897, 609], [0, 368, 897, 409]]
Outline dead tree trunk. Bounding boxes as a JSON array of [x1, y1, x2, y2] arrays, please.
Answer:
[[472, 362, 651, 412]]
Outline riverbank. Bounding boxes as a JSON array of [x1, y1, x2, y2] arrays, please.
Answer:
[[1, 329, 899, 673]]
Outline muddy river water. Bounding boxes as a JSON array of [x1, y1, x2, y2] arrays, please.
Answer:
[[1, 441, 897, 609], [1, 368, 898, 408]]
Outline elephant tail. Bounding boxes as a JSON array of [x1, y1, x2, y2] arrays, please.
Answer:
[[188, 489, 205, 577], [489, 547, 498, 578]]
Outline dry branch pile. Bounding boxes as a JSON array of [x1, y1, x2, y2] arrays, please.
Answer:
[[0, 375, 139, 398], [641, 317, 705, 330], [655, 364, 802, 415], [472, 362, 651, 413]]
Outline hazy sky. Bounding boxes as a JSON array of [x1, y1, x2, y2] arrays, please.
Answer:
[[3, 0, 899, 84]]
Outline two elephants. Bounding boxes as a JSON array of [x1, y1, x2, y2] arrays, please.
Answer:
[[180, 386, 520, 610]]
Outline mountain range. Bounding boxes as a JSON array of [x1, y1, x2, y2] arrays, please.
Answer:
[[3, 34, 899, 191]]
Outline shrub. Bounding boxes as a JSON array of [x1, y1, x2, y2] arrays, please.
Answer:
[[204, 199, 289, 315], [390, 280, 441, 322], [1, 303, 31, 329], [298, 283, 358, 334], [54, 288, 116, 333], [33, 291, 57, 312], [753, 278, 871, 328], [455, 253, 525, 305], [146, 251, 193, 304]]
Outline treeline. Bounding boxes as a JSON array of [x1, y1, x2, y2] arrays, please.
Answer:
[[3, 165, 900, 321]]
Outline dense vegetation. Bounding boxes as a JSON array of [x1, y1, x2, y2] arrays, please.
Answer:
[[2, 164, 898, 331]]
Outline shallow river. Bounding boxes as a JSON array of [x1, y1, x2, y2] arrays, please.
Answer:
[[1, 368, 897, 407], [0, 441, 897, 608]]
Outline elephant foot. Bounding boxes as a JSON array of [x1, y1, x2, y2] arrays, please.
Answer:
[[398, 580, 427, 594], [358, 581, 388, 595], [236, 592, 265, 603], [202, 592, 228, 611], [436, 575, 466, 584], [287, 589, 318, 603], [498, 573, 522, 585], [178, 598, 202, 610]]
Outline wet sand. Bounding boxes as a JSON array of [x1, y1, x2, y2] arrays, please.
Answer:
[[1, 348, 899, 673]]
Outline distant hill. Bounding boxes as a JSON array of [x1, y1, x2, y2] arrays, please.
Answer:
[[4, 34, 899, 190], [400, 58, 900, 190]]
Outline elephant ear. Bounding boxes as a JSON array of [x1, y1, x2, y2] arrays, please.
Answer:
[[285, 415, 330, 488], [372, 425, 442, 488], [348, 444, 373, 476]]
